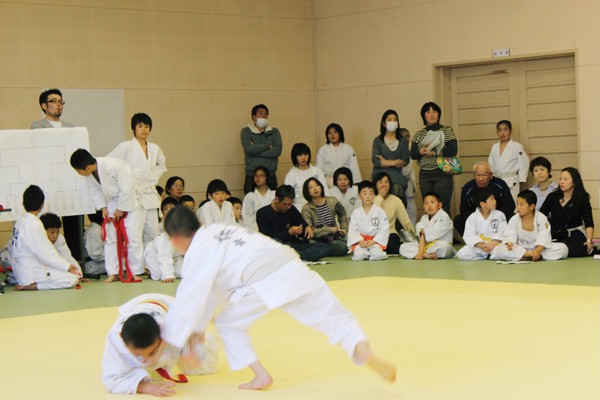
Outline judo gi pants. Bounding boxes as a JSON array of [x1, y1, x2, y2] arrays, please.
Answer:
[[36, 269, 78, 290], [352, 245, 387, 261], [215, 284, 367, 371], [491, 243, 568, 261], [399, 240, 456, 259], [456, 246, 490, 261], [104, 209, 145, 276]]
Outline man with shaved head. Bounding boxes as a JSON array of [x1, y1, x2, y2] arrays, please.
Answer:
[[453, 161, 515, 236]]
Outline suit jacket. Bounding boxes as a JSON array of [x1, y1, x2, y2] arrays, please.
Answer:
[[30, 119, 74, 129]]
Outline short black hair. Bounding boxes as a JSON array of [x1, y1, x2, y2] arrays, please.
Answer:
[[302, 177, 325, 202], [275, 184, 295, 201], [251, 104, 269, 117], [333, 167, 353, 187], [291, 143, 311, 166], [517, 189, 537, 206], [38, 88, 62, 111], [131, 113, 152, 132], [422, 191, 441, 202], [420, 102, 442, 125], [357, 180, 374, 193], [40, 213, 61, 230], [472, 187, 493, 208], [164, 204, 200, 238], [325, 123, 345, 144], [121, 313, 161, 349], [529, 156, 552, 176], [70, 148, 96, 170], [161, 196, 179, 210], [177, 195, 195, 205], [253, 165, 270, 177], [372, 171, 392, 196], [227, 197, 242, 206], [23, 185, 45, 212], [206, 179, 228, 195], [165, 176, 185, 196], [496, 120, 512, 130]]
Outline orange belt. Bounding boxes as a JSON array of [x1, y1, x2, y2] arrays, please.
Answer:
[[351, 234, 386, 252]]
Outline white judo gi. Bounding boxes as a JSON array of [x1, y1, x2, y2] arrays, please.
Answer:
[[12, 213, 78, 290], [109, 137, 167, 245], [491, 212, 568, 261], [196, 200, 236, 227], [161, 224, 367, 371], [143, 233, 183, 281], [284, 165, 330, 211], [241, 188, 275, 232], [400, 209, 455, 259], [347, 205, 389, 261], [330, 185, 361, 221], [102, 293, 218, 395], [457, 209, 507, 261], [53, 233, 83, 276], [316, 143, 362, 187], [84, 157, 145, 276], [488, 139, 529, 201]]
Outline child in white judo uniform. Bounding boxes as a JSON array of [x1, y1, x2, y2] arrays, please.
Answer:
[[196, 179, 236, 226], [241, 166, 275, 231], [329, 167, 361, 220], [456, 188, 507, 261], [400, 192, 455, 260], [108, 113, 167, 246], [40, 213, 85, 277], [227, 197, 245, 227], [347, 180, 389, 261], [70, 148, 145, 283], [488, 120, 530, 201], [284, 142, 329, 211], [157, 206, 396, 390], [491, 190, 568, 261], [316, 123, 362, 187], [11, 186, 79, 291], [102, 293, 218, 397], [177, 195, 196, 212], [143, 201, 183, 283]]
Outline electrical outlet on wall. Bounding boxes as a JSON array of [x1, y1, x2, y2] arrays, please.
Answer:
[[492, 48, 510, 57]]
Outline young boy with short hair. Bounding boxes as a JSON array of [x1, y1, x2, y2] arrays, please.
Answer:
[[143, 202, 183, 283], [177, 195, 195, 212], [12, 185, 80, 291], [226, 197, 245, 227], [102, 293, 217, 397], [456, 188, 507, 261], [157, 206, 396, 390], [70, 148, 145, 283], [40, 212, 84, 276], [399, 192, 455, 260], [196, 179, 235, 226], [491, 190, 568, 261], [347, 180, 389, 261]]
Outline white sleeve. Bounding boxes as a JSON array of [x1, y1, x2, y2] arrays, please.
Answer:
[[347, 209, 362, 247], [463, 214, 482, 248], [502, 215, 519, 244], [55, 234, 79, 267], [87, 177, 107, 211], [373, 209, 390, 247], [156, 236, 176, 281], [197, 204, 213, 226], [517, 143, 530, 183], [534, 213, 553, 248], [149, 145, 168, 185], [423, 213, 453, 242], [347, 145, 362, 182], [242, 194, 255, 227], [116, 163, 136, 211], [33, 225, 71, 271], [491, 212, 508, 242], [101, 330, 150, 394], [107, 141, 127, 159], [316, 146, 326, 171]]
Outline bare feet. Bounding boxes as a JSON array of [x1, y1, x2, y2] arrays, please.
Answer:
[[15, 283, 38, 291], [353, 341, 397, 383], [240, 361, 273, 390], [103, 274, 117, 283], [423, 252, 438, 260]]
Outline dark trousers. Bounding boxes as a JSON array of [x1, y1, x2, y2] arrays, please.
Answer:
[[419, 169, 454, 216], [286, 241, 329, 261], [386, 233, 401, 254], [244, 174, 278, 195], [565, 230, 592, 258], [62, 215, 83, 261]]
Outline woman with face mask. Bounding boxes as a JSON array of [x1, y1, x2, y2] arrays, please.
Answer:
[[410, 102, 458, 216], [371, 109, 410, 204]]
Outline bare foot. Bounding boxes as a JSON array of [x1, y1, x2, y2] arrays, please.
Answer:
[[79, 278, 90, 283], [415, 253, 424, 260], [103, 274, 118, 283], [423, 253, 438, 259], [353, 341, 397, 383], [240, 361, 273, 390], [15, 283, 38, 291]]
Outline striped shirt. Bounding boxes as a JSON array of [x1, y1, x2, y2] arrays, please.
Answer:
[[411, 125, 458, 170], [315, 202, 335, 228]]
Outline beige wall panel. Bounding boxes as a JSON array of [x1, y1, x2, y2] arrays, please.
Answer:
[[124, 89, 214, 168], [210, 0, 312, 18], [210, 15, 314, 91], [315, 0, 431, 18], [89, 9, 210, 89], [4, 0, 90, 5], [527, 153, 578, 172], [0, 89, 48, 130], [457, 90, 509, 108], [527, 85, 575, 104], [527, 102, 575, 121], [456, 73, 509, 93], [457, 106, 510, 124], [433, 0, 574, 62], [315, 4, 434, 90], [529, 137, 577, 154], [526, 68, 576, 87], [577, 65, 600, 152], [580, 151, 600, 181], [459, 139, 496, 157], [528, 120, 576, 138], [94, 0, 208, 13], [0, 3, 91, 88], [458, 123, 497, 141], [573, 0, 600, 66], [524, 56, 574, 70]]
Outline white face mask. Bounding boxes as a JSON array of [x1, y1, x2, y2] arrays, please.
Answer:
[[255, 118, 268, 129], [385, 121, 398, 133]]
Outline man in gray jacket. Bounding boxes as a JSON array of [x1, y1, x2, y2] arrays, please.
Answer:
[[241, 104, 282, 194], [31, 88, 74, 129]]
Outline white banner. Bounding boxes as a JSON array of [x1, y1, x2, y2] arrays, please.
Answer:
[[0, 127, 95, 222]]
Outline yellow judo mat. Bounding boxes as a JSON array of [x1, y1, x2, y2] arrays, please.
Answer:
[[1, 276, 598, 400]]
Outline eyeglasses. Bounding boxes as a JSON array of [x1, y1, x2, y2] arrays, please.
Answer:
[[47, 99, 65, 105]]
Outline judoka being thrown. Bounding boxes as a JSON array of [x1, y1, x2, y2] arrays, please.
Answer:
[[157, 206, 396, 390]]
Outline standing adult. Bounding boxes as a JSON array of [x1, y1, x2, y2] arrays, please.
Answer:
[[453, 161, 515, 236], [241, 104, 282, 194], [316, 123, 362, 187], [30, 89, 82, 261], [410, 102, 458, 215], [371, 109, 410, 203]]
